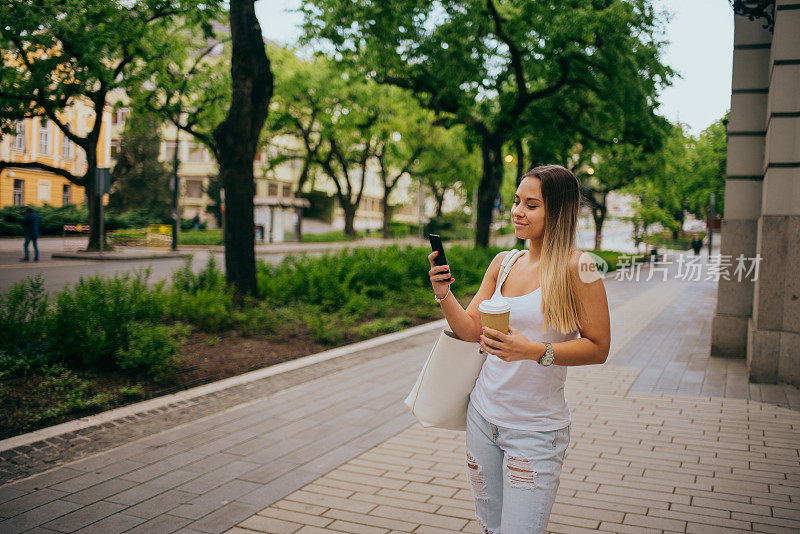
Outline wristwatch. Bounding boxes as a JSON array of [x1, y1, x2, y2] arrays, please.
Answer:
[[538, 342, 555, 366]]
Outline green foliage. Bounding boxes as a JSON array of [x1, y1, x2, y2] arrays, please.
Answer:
[[172, 256, 225, 293], [0, 204, 87, 236], [0, 274, 52, 374], [642, 231, 706, 251], [257, 244, 501, 310], [178, 229, 223, 246], [115, 322, 190, 383], [167, 256, 233, 331], [108, 109, 172, 219], [48, 269, 168, 370], [356, 316, 411, 338], [181, 217, 208, 230], [300, 230, 359, 242], [302, 190, 336, 223], [425, 212, 474, 241], [299, 0, 673, 245]]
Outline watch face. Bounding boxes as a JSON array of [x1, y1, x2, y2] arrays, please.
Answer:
[[541, 344, 554, 366]]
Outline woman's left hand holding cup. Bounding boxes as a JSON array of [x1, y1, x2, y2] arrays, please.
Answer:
[[480, 326, 539, 362]]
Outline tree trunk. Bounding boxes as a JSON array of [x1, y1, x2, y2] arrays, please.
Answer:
[[84, 146, 103, 251], [592, 207, 606, 250], [212, 0, 272, 303], [515, 138, 526, 250], [381, 196, 393, 239], [434, 193, 444, 217], [293, 203, 304, 242], [342, 203, 356, 237], [475, 139, 503, 248]]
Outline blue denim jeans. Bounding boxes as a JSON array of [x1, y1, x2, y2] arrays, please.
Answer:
[[465, 399, 570, 534], [23, 236, 39, 261]]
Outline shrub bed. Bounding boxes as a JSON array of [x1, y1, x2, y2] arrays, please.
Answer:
[[0, 244, 626, 438]]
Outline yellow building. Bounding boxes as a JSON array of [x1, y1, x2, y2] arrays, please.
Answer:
[[0, 101, 112, 209]]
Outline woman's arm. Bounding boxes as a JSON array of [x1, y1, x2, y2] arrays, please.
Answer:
[[429, 250, 508, 342]]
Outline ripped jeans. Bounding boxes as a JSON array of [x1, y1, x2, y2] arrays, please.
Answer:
[[465, 400, 570, 534]]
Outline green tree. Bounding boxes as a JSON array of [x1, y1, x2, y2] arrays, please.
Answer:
[[264, 48, 328, 241], [212, 0, 273, 301], [108, 110, 171, 220], [0, 0, 221, 250], [410, 125, 481, 220], [688, 115, 727, 223], [299, 0, 672, 247], [129, 3, 273, 301]]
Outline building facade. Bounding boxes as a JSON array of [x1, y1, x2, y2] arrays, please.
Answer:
[[0, 102, 112, 209], [711, 1, 799, 387]]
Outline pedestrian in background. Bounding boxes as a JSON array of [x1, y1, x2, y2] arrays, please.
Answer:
[[192, 213, 200, 232], [691, 233, 703, 256], [21, 207, 41, 262]]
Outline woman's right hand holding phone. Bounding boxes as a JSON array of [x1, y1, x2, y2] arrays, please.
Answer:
[[428, 251, 454, 301]]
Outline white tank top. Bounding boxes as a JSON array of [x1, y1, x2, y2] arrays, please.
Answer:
[[470, 253, 580, 431]]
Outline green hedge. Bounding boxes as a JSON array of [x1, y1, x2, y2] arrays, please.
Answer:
[[1, 244, 630, 386], [0, 205, 178, 236]]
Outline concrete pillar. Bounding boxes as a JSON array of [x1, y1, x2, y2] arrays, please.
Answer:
[[711, 14, 771, 359], [746, 1, 800, 386]]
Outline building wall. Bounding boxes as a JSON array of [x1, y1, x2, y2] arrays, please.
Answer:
[[0, 98, 112, 210], [712, 3, 800, 387]]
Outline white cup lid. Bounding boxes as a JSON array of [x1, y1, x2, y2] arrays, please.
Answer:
[[478, 298, 511, 314]]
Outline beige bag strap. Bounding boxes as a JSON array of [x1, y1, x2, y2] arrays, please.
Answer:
[[492, 249, 526, 300]]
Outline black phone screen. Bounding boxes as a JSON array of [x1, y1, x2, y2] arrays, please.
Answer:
[[429, 233, 453, 282]]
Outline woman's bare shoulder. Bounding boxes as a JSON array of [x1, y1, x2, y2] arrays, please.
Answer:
[[486, 250, 510, 279], [570, 250, 604, 285]]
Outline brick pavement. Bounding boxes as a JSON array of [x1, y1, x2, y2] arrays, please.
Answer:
[[1, 253, 798, 533], [224, 263, 800, 534], [231, 364, 799, 533]]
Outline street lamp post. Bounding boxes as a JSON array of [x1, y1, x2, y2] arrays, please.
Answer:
[[708, 192, 715, 257], [418, 183, 424, 240]]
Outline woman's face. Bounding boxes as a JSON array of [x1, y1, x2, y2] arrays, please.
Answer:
[[511, 177, 546, 241]]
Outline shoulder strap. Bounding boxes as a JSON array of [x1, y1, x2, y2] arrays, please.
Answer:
[[492, 249, 526, 299]]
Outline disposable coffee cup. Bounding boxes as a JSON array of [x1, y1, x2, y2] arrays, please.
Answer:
[[478, 298, 511, 342]]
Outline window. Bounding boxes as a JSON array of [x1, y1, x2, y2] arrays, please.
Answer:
[[282, 184, 293, 197], [110, 140, 120, 158], [12, 122, 25, 151], [112, 107, 129, 126], [187, 142, 205, 162], [13, 179, 24, 206], [39, 122, 50, 154], [62, 136, 73, 159], [38, 180, 51, 203], [186, 180, 203, 198], [63, 183, 72, 205], [268, 182, 278, 196], [164, 141, 177, 161]]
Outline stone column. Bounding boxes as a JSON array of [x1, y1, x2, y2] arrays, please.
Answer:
[[747, 1, 800, 386], [710, 15, 771, 359]]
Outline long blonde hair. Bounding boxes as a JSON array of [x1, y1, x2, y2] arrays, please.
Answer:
[[522, 164, 586, 335]]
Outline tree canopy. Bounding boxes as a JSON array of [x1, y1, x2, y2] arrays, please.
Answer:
[[0, 0, 222, 249], [299, 0, 673, 246]]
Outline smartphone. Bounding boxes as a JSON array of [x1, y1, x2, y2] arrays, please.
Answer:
[[429, 234, 453, 282]]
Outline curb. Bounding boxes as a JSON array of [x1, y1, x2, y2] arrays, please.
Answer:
[[0, 318, 446, 453], [50, 251, 193, 261]]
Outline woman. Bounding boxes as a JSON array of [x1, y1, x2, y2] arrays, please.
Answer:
[[427, 164, 611, 534]]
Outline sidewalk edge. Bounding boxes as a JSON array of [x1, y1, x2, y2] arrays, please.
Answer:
[[0, 318, 446, 452]]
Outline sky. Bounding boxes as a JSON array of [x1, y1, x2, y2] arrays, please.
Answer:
[[254, 0, 734, 137]]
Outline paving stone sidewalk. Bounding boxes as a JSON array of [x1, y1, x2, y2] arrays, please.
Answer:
[[1, 255, 798, 533]]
